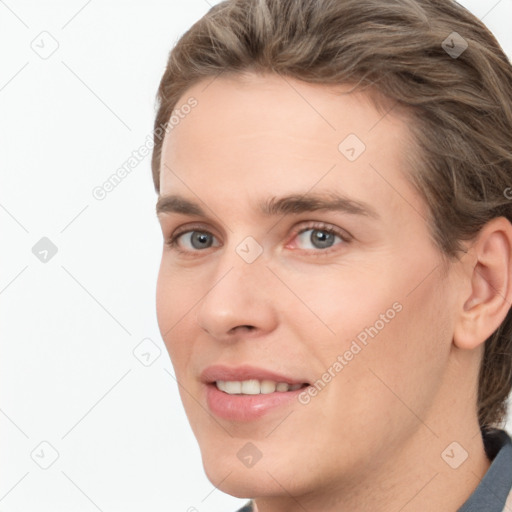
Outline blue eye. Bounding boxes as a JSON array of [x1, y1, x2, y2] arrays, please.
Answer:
[[168, 230, 219, 251], [295, 228, 344, 250]]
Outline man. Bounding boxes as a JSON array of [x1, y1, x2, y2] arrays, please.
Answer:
[[152, 0, 512, 510]]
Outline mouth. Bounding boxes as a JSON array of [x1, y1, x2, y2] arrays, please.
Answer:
[[215, 379, 308, 394], [201, 365, 311, 422]]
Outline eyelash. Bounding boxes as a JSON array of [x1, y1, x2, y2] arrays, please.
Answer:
[[165, 221, 351, 256]]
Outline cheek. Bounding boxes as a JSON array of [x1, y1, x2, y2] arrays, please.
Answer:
[[155, 260, 175, 334], [156, 258, 200, 323], [155, 260, 198, 366], [323, 270, 452, 438], [283, 259, 452, 416], [280, 263, 398, 349]]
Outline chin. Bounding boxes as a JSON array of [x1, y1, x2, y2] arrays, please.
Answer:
[[199, 444, 308, 499], [202, 463, 278, 499]]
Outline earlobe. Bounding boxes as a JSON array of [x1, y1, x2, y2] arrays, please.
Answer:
[[453, 217, 512, 351]]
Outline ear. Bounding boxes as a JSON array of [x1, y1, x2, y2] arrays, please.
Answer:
[[454, 217, 512, 350]]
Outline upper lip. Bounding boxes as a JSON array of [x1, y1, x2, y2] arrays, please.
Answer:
[[200, 364, 309, 385]]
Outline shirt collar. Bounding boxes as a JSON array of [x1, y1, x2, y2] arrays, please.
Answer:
[[458, 428, 512, 512]]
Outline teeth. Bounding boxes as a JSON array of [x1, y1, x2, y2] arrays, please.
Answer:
[[223, 381, 241, 394], [260, 380, 276, 394], [241, 379, 260, 395], [216, 380, 303, 395], [276, 382, 289, 392]]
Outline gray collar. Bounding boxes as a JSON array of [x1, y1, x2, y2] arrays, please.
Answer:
[[458, 428, 512, 512]]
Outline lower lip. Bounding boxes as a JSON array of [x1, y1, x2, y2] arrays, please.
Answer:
[[205, 383, 306, 422]]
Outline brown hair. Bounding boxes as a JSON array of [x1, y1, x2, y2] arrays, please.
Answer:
[[151, 0, 512, 430]]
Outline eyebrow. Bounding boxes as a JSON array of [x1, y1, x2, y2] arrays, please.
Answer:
[[156, 192, 379, 219]]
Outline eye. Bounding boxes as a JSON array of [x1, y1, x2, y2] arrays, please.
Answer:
[[167, 229, 220, 252], [290, 223, 350, 252], [297, 229, 340, 249]]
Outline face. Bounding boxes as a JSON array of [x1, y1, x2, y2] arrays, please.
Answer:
[[155, 73, 459, 499]]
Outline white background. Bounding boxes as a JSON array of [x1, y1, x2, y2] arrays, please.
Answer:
[[1, 1, 511, 511]]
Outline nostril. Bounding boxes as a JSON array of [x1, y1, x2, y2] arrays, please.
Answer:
[[227, 325, 256, 335], [239, 325, 255, 331]]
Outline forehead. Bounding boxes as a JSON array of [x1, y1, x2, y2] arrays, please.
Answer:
[[158, 72, 422, 220], [162, 73, 404, 154]]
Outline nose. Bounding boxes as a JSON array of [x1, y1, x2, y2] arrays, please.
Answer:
[[194, 250, 278, 341]]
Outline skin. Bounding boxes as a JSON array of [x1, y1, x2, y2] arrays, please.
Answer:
[[155, 72, 512, 512]]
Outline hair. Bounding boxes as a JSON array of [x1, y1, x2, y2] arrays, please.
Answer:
[[151, 0, 512, 430]]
